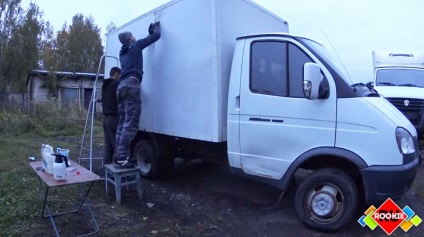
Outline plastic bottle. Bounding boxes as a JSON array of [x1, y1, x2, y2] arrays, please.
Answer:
[[41, 144, 55, 175], [53, 154, 67, 181]]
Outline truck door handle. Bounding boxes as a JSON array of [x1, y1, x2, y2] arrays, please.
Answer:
[[235, 96, 240, 109], [249, 117, 271, 122]]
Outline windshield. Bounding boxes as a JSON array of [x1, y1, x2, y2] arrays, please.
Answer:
[[298, 37, 378, 97], [376, 68, 424, 88], [298, 38, 353, 85]]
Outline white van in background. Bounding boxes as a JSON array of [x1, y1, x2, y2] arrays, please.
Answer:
[[372, 51, 424, 137]]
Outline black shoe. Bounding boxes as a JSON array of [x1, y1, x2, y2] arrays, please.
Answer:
[[114, 158, 135, 169]]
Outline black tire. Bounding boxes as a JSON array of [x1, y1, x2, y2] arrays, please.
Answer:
[[134, 140, 174, 179], [294, 168, 358, 232]]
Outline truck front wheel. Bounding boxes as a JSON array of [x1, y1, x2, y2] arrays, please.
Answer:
[[134, 140, 174, 179], [294, 168, 358, 232]]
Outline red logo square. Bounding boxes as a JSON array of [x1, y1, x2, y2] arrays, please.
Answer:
[[371, 198, 407, 235]]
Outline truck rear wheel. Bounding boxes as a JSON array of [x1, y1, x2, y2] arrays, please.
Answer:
[[134, 140, 174, 179], [294, 168, 358, 232]]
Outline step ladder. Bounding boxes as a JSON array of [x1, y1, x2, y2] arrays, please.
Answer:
[[79, 55, 119, 172]]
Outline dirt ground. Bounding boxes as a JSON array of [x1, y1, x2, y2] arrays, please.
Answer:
[[31, 137, 424, 237]]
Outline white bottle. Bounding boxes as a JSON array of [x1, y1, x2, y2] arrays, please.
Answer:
[[41, 144, 55, 175], [53, 155, 67, 181]]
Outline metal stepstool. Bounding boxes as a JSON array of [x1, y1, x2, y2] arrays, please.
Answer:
[[104, 164, 143, 204]]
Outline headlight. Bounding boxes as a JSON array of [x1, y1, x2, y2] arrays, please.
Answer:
[[395, 127, 415, 154]]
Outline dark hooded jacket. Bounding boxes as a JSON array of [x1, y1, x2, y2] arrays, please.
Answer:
[[119, 31, 161, 83], [101, 79, 119, 116]]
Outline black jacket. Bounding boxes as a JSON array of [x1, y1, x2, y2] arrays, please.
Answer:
[[101, 79, 119, 116]]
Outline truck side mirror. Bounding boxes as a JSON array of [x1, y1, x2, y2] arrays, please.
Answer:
[[303, 62, 323, 100]]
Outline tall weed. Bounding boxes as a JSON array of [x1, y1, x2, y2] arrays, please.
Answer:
[[0, 99, 101, 136]]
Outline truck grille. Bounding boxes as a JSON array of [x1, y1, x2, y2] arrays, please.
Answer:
[[386, 98, 424, 126]]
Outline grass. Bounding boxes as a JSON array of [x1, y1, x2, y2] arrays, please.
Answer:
[[0, 130, 106, 236], [0, 101, 104, 236]]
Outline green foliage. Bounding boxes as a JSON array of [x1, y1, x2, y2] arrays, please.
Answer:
[[41, 14, 104, 73], [1, 0, 112, 106], [0, 98, 88, 136], [0, 111, 35, 135], [0, 1, 44, 99], [68, 14, 104, 72]]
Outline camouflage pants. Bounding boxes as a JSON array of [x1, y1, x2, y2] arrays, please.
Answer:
[[115, 77, 141, 161]]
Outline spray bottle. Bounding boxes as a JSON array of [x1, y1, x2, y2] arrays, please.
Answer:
[[53, 153, 67, 181]]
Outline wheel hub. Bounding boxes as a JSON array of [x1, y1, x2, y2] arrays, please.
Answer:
[[311, 193, 335, 217], [310, 185, 338, 217], [137, 150, 151, 173]]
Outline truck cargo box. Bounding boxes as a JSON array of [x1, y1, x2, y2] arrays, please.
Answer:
[[105, 0, 288, 142], [372, 51, 424, 69]]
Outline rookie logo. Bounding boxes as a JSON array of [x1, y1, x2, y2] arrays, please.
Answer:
[[358, 198, 422, 235]]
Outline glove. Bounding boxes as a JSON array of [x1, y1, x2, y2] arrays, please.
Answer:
[[148, 23, 154, 35], [148, 21, 160, 35]]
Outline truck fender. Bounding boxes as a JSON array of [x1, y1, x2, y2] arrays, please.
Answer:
[[132, 131, 168, 157], [147, 133, 176, 158], [278, 147, 368, 190]]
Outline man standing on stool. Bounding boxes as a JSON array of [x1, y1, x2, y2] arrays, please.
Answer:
[[114, 22, 161, 168], [99, 67, 121, 165]]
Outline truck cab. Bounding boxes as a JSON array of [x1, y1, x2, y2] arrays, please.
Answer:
[[227, 34, 420, 231], [372, 51, 424, 137]]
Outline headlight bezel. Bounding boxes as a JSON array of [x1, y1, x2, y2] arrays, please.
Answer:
[[395, 127, 415, 155]]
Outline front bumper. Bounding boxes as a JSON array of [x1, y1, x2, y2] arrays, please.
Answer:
[[360, 151, 420, 205]]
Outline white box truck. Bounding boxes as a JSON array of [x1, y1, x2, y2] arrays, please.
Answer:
[[372, 51, 424, 137], [105, 0, 420, 232]]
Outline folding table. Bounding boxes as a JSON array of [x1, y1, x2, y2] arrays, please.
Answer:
[[30, 161, 100, 237]]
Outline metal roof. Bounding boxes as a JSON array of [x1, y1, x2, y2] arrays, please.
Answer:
[[26, 70, 104, 86]]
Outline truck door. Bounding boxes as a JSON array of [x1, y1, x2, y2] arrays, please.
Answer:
[[238, 37, 337, 180]]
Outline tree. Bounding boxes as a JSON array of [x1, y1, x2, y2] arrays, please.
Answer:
[[0, 0, 43, 102], [40, 13, 104, 73], [11, 2, 43, 92], [39, 21, 61, 97], [64, 14, 104, 72]]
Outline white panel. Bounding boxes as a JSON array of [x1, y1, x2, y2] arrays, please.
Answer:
[[373, 51, 424, 69], [105, 0, 289, 142], [217, 0, 288, 141], [149, 0, 215, 141], [227, 40, 246, 168], [336, 98, 404, 166]]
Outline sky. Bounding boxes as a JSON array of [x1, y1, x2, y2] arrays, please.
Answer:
[[25, 0, 424, 83]]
